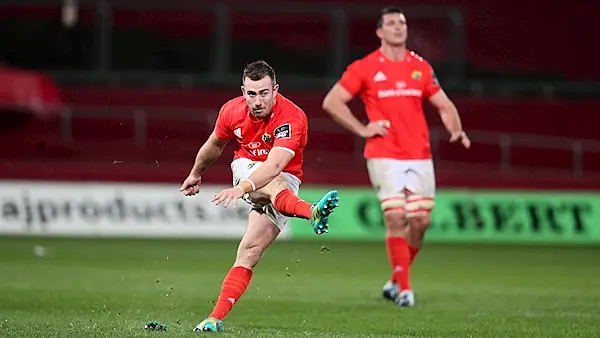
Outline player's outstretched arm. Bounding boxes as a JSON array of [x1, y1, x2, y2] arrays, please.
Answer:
[[180, 131, 228, 196], [322, 84, 388, 138], [428, 90, 471, 149], [190, 131, 228, 177]]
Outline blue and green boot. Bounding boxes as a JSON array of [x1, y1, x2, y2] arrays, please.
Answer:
[[309, 190, 340, 235], [193, 317, 224, 332]]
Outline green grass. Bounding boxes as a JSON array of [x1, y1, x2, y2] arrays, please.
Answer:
[[0, 236, 598, 338]]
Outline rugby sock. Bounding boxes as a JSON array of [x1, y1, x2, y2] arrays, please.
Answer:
[[386, 236, 412, 291], [273, 189, 312, 219], [209, 266, 253, 320], [408, 245, 420, 264]]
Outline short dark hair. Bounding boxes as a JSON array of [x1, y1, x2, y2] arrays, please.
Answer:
[[242, 60, 276, 85], [377, 6, 403, 28]]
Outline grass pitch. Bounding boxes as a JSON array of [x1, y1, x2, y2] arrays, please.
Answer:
[[0, 236, 598, 338]]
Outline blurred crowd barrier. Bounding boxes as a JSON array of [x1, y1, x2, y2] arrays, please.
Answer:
[[0, 181, 598, 244]]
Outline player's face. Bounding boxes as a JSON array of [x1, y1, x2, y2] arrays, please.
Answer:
[[241, 76, 279, 119], [376, 13, 408, 47]]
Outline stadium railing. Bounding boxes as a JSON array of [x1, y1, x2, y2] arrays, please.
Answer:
[[2, 105, 599, 184]]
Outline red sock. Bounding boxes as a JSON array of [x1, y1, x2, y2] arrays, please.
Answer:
[[409, 245, 420, 264], [273, 189, 312, 219], [208, 266, 253, 320], [385, 236, 411, 291]]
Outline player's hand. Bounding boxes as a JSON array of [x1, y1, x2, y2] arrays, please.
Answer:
[[212, 186, 245, 209], [450, 131, 471, 149], [359, 120, 390, 138], [180, 174, 202, 196]]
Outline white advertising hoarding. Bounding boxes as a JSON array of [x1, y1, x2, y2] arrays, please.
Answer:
[[0, 180, 291, 239]]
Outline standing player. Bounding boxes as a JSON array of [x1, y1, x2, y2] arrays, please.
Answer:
[[180, 60, 339, 332], [322, 6, 470, 307]]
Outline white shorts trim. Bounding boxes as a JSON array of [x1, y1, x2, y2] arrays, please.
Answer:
[[366, 158, 436, 201], [231, 157, 301, 230]]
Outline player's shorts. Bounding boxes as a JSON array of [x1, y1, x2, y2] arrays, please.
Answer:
[[231, 157, 301, 230], [366, 158, 435, 216]]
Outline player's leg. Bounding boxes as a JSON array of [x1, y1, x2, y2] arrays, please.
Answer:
[[236, 159, 339, 234], [255, 176, 338, 234], [366, 159, 412, 305], [194, 210, 279, 332], [404, 159, 436, 263], [392, 160, 435, 307], [248, 175, 312, 219]]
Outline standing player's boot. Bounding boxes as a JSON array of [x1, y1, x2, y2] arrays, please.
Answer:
[[309, 190, 340, 234], [395, 289, 415, 307], [193, 317, 224, 332], [382, 280, 399, 302]]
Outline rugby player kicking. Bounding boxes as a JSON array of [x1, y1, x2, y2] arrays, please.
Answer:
[[181, 60, 339, 332]]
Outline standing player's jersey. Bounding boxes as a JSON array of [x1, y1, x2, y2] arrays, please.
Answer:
[[339, 49, 441, 160], [214, 93, 308, 181]]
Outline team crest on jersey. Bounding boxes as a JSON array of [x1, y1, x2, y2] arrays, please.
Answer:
[[262, 132, 272, 143], [274, 123, 291, 139], [411, 70, 422, 80]]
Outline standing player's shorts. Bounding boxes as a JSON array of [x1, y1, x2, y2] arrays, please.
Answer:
[[231, 157, 301, 229], [366, 158, 435, 217]]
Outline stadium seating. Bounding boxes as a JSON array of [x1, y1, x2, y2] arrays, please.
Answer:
[[2, 1, 599, 188], [1, 1, 598, 81], [2, 86, 600, 190]]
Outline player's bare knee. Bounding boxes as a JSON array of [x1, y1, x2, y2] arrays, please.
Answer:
[[406, 194, 434, 232], [384, 210, 405, 228], [382, 196, 407, 236], [381, 196, 406, 226], [419, 213, 431, 227], [242, 245, 263, 266], [235, 243, 265, 269], [408, 214, 430, 232]]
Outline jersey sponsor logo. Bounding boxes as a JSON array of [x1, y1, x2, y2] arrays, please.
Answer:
[[262, 132, 272, 143], [373, 71, 387, 82], [411, 70, 422, 80], [233, 128, 242, 138], [377, 88, 423, 98], [274, 123, 291, 139], [250, 149, 269, 157], [248, 142, 261, 149]]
